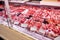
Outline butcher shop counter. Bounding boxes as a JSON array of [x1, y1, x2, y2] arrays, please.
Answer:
[[2, 2, 60, 40]]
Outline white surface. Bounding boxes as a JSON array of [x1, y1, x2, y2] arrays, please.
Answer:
[[9, 0, 28, 3], [21, 23, 28, 28], [21, 9, 29, 14], [30, 26, 37, 31], [14, 21, 19, 25], [40, 1, 60, 7], [39, 29, 45, 34], [55, 36, 60, 40]]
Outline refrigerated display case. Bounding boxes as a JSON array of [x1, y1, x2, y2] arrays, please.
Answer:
[[0, 0, 60, 40]]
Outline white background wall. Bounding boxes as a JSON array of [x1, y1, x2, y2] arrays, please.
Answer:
[[9, 0, 29, 1]]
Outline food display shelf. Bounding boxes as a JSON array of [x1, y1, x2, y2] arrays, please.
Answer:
[[0, 1, 60, 40]]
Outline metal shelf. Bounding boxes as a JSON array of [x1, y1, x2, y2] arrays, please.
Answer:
[[40, 1, 60, 7]]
